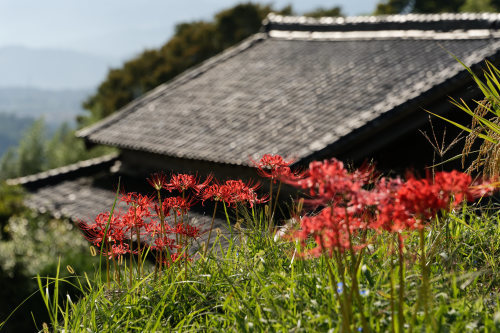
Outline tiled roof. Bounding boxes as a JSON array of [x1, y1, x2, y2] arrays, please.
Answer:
[[77, 13, 500, 166], [6, 154, 119, 189]]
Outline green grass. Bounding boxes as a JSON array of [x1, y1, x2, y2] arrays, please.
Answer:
[[26, 202, 500, 332]]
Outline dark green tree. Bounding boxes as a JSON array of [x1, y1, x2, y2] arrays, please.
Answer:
[[304, 6, 344, 18], [375, 0, 500, 14], [16, 119, 46, 176], [0, 148, 18, 180]]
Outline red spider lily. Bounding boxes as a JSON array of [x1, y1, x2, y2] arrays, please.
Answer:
[[79, 212, 125, 246], [150, 236, 179, 252], [286, 158, 376, 206], [171, 222, 201, 239], [371, 177, 416, 232], [105, 243, 130, 259], [396, 171, 497, 226], [165, 173, 213, 193], [467, 178, 498, 200], [252, 154, 301, 183], [121, 193, 153, 230], [162, 196, 195, 216], [222, 179, 267, 207], [147, 172, 169, 191], [290, 160, 498, 256], [121, 192, 153, 208], [200, 183, 227, 204], [373, 171, 498, 231], [295, 206, 368, 256]]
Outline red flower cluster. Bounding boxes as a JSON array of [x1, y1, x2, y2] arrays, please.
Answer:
[[79, 187, 200, 264], [287, 158, 497, 256], [253, 154, 297, 182], [163, 173, 212, 193], [78, 171, 273, 267], [200, 179, 267, 207], [287, 158, 376, 207]]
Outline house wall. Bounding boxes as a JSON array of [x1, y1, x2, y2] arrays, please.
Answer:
[[119, 149, 258, 181]]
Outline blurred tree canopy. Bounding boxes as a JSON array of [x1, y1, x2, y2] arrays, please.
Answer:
[[78, 3, 343, 127], [0, 119, 111, 180], [304, 6, 343, 18], [375, 0, 500, 14]]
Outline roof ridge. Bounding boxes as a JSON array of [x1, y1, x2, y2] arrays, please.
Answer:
[[266, 12, 500, 25], [6, 153, 119, 186], [264, 12, 500, 33], [77, 33, 267, 140]]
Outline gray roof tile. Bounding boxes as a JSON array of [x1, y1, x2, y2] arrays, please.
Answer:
[[77, 14, 500, 166]]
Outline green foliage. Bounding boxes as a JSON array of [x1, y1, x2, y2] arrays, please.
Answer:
[[0, 183, 24, 234], [0, 113, 34, 157], [304, 6, 344, 18], [0, 210, 98, 332], [16, 118, 46, 176], [460, 0, 497, 11], [31, 204, 500, 331], [375, 0, 500, 14], [0, 118, 113, 180]]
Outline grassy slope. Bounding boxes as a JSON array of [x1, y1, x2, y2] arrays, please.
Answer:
[[34, 203, 500, 332]]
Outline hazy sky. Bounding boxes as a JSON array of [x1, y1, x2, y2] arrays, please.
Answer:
[[0, 0, 379, 61]]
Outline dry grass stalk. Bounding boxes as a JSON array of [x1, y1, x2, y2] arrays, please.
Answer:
[[462, 99, 500, 177]]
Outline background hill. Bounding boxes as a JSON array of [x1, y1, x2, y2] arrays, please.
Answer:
[[0, 45, 117, 90], [0, 87, 91, 124], [0, 45, 115, 158]]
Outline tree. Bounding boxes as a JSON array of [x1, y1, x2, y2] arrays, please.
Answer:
[[0, 148, 18, 180], [0, 119, 111, 181], [304, 6, 344, 18], [45, 122, 92, 169], [16, 119, 46, 176], [375, 0, 500, 14], [460, 0, 497, 12]]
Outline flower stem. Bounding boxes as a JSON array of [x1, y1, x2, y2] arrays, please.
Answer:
[[419, 228, 429, 326], [326, 254, 350, 333], [204, 201, 218, 258], [129, 230, 133, 288], [271, 181, 282, 223], [390, 236, 396, 333], [397, 234, 405, 333], [268, 178, 273, 234]]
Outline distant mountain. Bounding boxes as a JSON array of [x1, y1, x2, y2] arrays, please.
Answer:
[[0, 87, 91, 124], [0, 45, 119, 90]]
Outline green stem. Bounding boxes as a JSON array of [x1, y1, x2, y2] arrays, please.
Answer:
[[129, 230, 133, 288], [136, 225, 141, 279], [398, 234, 405, 333], [106, 241, 110, 289], [326, 254, 350, 333], [419, 228, 429, 326], [271, 181, 282, 224], [334, 250, 352, 331], [390, 236, 396, 333], [344, 207, 370, 333], [222, 201, 233, 240], [268, 179, 273, 234], [204, 201, 218, 258]]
